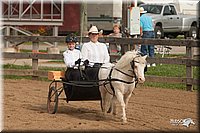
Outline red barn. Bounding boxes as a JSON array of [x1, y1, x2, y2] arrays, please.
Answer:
[[2, 1, 81, 35]]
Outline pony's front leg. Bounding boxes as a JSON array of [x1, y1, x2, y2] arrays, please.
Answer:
[[124, 86, 135, 109], [115, 90, 127, 123], [107, 96, 117, 115], [99, 86, 107, 114], [111, 96, 117, 116]]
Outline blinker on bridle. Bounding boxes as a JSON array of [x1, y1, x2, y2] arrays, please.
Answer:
[[130, 58, 147, 73]]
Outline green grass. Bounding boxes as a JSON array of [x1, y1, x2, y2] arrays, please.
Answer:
[[3, 64, 32, 69], [146, 64, 185, 77], [39, 66, 65, 71], [155, 53, 186, 58], [20, 42, 32, 45], [3, 64, 65, 71], [20, 49, 47, 53], [145, 64, 199, 79], [19, 49, 65, 54], [176, 35, 185, 39], [145, 64, 199, 90], [47, 60, 64, 63]]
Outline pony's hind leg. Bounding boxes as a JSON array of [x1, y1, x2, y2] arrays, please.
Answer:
[[99, 86, 112, 115], [99, 86, 107, 113], [105, 92, 113, 114]]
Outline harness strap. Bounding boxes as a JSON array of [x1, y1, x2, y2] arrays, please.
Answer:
[[109, 78, 135, 84], [103, 82, 114, 95], [106, 67, 138, 96], [115, 68, 134, 78], [114, 67, 138, 86], [127, 69, 138, 88], [108, 67, 115, 96]]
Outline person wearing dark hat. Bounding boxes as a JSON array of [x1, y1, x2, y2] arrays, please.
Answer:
[[63, 33, 82, 68], [140, 7, 156, 67], [63, 33, 82, 100]]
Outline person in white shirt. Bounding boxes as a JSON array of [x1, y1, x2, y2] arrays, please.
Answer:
[[81, 25, 110, 67], [81, 26, 110, 81], [63, 33, 82, 100], [63, 36, 82, 68]]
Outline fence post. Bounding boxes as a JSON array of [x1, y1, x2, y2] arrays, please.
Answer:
[[186, 45, 193, 91], [32, 36, 39, 80]]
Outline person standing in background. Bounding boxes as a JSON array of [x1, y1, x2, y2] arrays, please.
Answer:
[[140, 7, 156, 67], [108, 25, 122, 55], [109, 24, 122, 38]]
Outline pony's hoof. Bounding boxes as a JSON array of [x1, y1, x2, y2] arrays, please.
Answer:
[[121, 120, 127, 125], [107, 107, 112, 113], [100, 111, 106, 116], [112, 112, 117, 116], [121, 118, 127, 124]]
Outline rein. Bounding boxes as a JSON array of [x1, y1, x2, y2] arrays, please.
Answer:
[[56, 77, 136, 88], [114, 68, 134, 78]]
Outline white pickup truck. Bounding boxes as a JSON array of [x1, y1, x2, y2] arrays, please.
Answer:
[[140, 3, 199, 39]]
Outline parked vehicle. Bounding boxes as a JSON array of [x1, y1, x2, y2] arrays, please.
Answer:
[[140, 3, 199, 39]]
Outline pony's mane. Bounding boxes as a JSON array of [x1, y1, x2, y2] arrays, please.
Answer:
[[115, 50, 138, 69]]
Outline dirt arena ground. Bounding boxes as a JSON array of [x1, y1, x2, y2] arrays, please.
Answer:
[[3, 79, 199, 132]]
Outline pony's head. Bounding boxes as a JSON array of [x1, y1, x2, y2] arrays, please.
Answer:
[[131, 54, 147, 83], [116, 50, 147, 83]]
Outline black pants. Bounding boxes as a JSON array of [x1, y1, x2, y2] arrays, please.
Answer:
[[65, 68, 81, 81], [84, 66, 100, 81], [64, 68, 81, 100]]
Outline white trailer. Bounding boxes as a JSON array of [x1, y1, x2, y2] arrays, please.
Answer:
[[87, 0, 122, 33]]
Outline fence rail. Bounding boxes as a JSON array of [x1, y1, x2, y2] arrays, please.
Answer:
[[3, 35, 200, 91]]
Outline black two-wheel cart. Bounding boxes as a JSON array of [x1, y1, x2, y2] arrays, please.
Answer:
[[47, 73, 103, 114]]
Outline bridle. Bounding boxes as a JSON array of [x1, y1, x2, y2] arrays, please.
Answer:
[[113, 55, 143, 79]]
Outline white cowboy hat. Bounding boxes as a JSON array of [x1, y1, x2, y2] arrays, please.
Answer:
[[140, 7, 147, 14], [88, 26, 99, 34]]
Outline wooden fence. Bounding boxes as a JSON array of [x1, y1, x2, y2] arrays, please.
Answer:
[[3, 35, 200, 91]]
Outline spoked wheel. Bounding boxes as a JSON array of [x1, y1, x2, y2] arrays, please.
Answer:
[[47, 86, 58, 114]]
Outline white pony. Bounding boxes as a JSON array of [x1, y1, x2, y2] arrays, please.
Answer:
[[99, 50, 147, 123]]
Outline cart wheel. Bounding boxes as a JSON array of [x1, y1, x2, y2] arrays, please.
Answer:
[[47, 86, 58, 114]]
